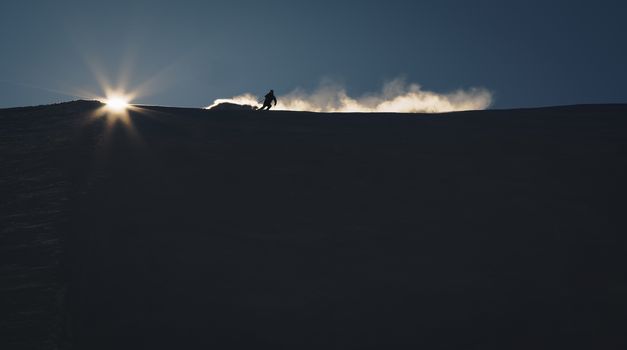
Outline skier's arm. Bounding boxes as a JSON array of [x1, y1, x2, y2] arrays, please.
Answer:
[[273, 96, 277, 105]]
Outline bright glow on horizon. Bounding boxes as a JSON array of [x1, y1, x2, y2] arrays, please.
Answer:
[[104, 95, 130, 112], [89, 87, 142, 133], [71, 55, 165, 146]]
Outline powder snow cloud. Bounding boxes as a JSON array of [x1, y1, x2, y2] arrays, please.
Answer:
[[207, 78, 492, 113]]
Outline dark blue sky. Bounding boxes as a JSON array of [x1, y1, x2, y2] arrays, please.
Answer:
[[1, 0, 626, 108]]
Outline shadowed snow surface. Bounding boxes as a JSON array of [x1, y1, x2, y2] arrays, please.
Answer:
[[2, 101, 627, 349]]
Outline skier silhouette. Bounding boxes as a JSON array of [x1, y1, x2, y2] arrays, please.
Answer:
[[258, 90, 277, 110]]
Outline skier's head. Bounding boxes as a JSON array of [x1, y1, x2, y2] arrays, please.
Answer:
[[270, 89, 274, 94]]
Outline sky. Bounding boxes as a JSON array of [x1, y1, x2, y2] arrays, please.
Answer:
[[1, 0, 626, 109]]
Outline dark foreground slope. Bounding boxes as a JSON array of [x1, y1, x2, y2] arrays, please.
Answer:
[[2, 101, 627, 349]]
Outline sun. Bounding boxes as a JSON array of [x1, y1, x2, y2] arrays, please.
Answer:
[[91, 90, 140, 129], [104, 95, 130, 112]]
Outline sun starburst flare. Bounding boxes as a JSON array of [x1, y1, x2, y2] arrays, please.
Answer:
[[104, 95, 130, 112], [82, 86, 149, 146]]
